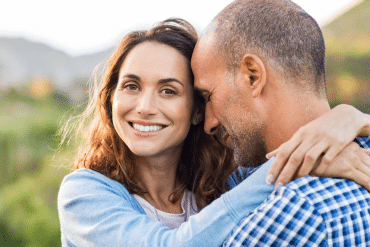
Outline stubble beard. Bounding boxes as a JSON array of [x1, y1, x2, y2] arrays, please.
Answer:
[[229, 117, 268, 168]]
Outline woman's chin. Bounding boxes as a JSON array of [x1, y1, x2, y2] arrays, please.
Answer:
[[129, 148, 158, 157]]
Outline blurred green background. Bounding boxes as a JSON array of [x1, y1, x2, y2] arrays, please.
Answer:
[[0, 85, 76, 246], [0, 1, 369, 246], [323, 0, 370, 111]]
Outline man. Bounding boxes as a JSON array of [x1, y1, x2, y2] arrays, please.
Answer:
[[191, 0, 370, 246]]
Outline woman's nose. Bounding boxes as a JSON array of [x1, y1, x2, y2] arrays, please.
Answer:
[[137, 91, 157, 116]]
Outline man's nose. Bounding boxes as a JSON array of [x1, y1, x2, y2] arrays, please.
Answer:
[[204, 103, 220, 135], [137, 91, 157, 116]]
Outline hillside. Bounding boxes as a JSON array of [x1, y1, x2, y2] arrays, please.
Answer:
[[322, 0, 370, 112], [323, 0, 370, 56], [0, 37, 112, 102]]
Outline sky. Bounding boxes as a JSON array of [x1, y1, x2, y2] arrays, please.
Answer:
[[0, 0, 363, 56]]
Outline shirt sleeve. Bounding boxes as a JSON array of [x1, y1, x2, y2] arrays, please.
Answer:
[[58, 160, 275, 247], [226, 166, 256, 189], [223, 186, 327, 247]]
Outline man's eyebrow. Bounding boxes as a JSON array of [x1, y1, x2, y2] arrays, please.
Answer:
[[194, 87, 209, 94]]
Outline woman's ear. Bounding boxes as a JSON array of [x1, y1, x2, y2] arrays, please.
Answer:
[[191, 107, 204, 125], [240, 54, 267, 98]]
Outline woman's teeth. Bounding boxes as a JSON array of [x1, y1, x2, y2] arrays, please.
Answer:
[[132, 123, 164, 132]]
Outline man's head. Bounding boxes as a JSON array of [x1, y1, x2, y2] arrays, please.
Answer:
[[191, 0, 328, 166]]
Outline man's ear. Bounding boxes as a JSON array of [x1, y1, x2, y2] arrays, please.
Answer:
[[240, 54, 267, 98], [191, 107, 204, 125]]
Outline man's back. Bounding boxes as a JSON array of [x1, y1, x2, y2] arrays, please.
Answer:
[[224, 137, 370, 247]]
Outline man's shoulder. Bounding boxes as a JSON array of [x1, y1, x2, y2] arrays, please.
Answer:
[[283, 176, 370, 221], [355, 136, 370, 149], [282, 136, 370, 213], [224, 170, 370, 247], [285, 176, 364, 198]]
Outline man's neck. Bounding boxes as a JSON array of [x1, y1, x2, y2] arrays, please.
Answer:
[[264, 90, 331, 152]]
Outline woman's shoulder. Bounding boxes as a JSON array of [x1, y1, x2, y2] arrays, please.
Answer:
[[58, 168, 131, 201]]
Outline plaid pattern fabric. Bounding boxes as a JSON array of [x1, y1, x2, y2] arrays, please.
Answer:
[[224, 136, 370, 247]]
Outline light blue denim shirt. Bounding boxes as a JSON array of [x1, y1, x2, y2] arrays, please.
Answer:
[[58, 158, 274, 247]]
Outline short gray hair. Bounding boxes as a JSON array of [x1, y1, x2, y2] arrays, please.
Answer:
[[212, 0, 326, 95]]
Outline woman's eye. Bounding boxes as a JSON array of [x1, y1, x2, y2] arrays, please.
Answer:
[[161, 89, 176, 95], [124, 84, 139, 91]]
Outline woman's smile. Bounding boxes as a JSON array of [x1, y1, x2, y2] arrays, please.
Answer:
[[132, 124, 164, 132], [127, 120, 168, 139], [129, 120, 167, 133]]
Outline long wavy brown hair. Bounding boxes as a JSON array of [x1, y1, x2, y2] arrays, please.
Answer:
[[62, 18, 236, 209]]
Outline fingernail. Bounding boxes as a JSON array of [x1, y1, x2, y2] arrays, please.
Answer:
[[266, 153, 271, 159], [276, 182, 284, 190], [266, 174, 274, 185]]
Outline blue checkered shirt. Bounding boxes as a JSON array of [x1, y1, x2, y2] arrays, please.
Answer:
[[224, 136, 370, 247]]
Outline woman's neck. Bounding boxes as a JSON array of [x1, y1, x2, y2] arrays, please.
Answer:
[[135, 152, 183, 214]]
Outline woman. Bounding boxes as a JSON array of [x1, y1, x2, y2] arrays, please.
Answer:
[[58, 18, 370, 246]]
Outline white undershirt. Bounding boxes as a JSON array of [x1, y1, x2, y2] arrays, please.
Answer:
[[134, 190, 198, 229]]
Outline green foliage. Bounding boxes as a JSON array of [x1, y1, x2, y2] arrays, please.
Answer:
[[0, 86, 75, 246], [323, 0, 370, 113], [323, 0, 370, 56]]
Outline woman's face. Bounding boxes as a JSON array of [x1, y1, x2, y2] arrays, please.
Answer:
[[112, 41, 194, 158]]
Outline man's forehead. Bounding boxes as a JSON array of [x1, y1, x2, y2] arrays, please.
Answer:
[[192, 36, 218, 70], [191, 21, 219, 69], [195, 34, 216, 56], [192, 38, 224, 93], [191, 39, 209, 67]]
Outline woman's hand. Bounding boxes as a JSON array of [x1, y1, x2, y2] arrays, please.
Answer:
[[309, 143, 370, 190], [265, 104, 370, 188]]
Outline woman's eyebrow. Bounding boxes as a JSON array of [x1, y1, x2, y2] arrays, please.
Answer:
[[158, 78, 184, 87], [120, 74, 183, 87], [121, 73, 141, 81]]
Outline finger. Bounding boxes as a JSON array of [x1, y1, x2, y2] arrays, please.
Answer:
[[320, 141, 347, 169], [348, 169, 370, 192], [299, 140, 330, 177], [266, 149, 278, 160], [266, 140, 302, 185], [361, 149, 370, 169], [274, 137, 323, 187], [345, 153, 370, 190], [328, 144, 370, 190], [266, 149, 288, 185], [356, 149, 370, 179]]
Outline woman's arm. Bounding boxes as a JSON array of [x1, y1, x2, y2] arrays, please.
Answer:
[[266, 104, 370, 188], [58, 166, 274, 247]]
